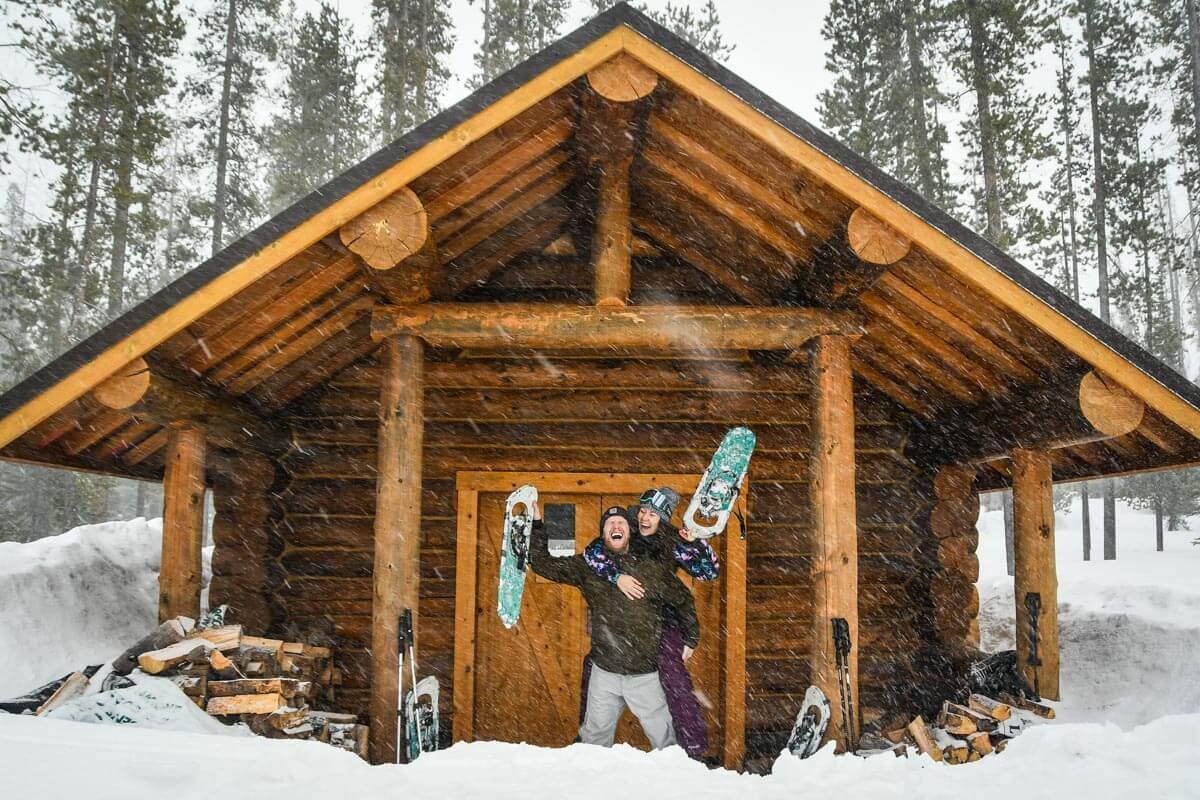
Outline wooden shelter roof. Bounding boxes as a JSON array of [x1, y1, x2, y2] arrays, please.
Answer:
[[2, 4, 1200, 488]]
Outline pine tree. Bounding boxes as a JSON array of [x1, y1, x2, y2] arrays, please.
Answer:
[[944, 0, 1053, 253], [817, 1, 953, 209], [472, 0, 571, 87], [268, 3, 370, 211], [588, 0, 733, 60], [373, 0, 456, 142], [185, 0, 281, 254]]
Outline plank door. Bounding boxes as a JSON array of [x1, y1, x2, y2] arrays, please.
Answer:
[[603, 494, 727, 759], [471, 492, 599, 746]]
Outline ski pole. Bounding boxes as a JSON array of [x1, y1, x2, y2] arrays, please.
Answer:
[[832, 617, 855, 750], [402, 609, 422, 756], [1024, 592, 1042, 701], [396, 612, 408, 764]]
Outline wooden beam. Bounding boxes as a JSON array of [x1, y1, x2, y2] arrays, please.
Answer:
[[371, 303, 864, 350], [847, 207, 911, 265], [809, 335, 859, 750], [339, 187, 429, 269], [1011, 449, 1059, 701], [90, 358, 286, 454], [159, 425, 206, 622], [369, 335, 424, 764], [592, 149, 633, 306], [586, 52, 658, 102], [908, 370, 1146, 465]]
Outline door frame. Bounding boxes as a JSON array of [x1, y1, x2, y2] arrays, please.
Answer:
[[451, 471, 748, 768]]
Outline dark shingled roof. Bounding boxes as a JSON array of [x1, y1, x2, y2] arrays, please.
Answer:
[[3, 2, 1199, 423]]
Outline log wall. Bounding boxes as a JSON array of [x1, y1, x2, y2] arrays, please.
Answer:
[[209, 353, 947, 758]]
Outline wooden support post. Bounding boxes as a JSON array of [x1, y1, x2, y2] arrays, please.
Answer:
[[592, 152, 632, 306], [159, 425, 206, 622], [369, 334, 425, 764], [1011, 449, 1060, 701], [809, 335, 859, 749]]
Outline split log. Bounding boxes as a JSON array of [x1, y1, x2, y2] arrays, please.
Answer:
[[371, 303, 866, 350], [967, 731, 994, 755], [937, 706, 977, 736], [206, 693, 285, 716], [208, 650, 239, 678], [967, 694, 1012, 721], [111, 617, 191, 675], [942, 741, 970, 764], [906, 716, 942, 761], [908, 370, 1146, 465], [195, 625, 242, 651], [339, 187, 428, 269], [208, 679, 311, 700], [35, 672, 90, 716], [999, 693, 1056, 719], [138, 639, 214, 674], [586, 53, 658, 102], [944, 702, 997, 733], [90, 358, 283, 453], [847, 207, 911, 265]]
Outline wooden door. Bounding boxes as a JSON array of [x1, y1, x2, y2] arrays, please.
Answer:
[[453, 472, 747, 768], [472, 492, 598, 746]]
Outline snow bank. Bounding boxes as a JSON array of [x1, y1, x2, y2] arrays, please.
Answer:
[[0, 518, 163, 697], [2, 711, 1197, 800], [977, 498, 1200, 728], [45, 674, 245, 737]]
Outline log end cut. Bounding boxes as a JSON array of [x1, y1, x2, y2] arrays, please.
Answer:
[[847, 207, 911, 266], [1079, 371, 1145, 437], [586, 53, 659, 102], [340, 188, 429, 270], [91, 357, 151, 409]]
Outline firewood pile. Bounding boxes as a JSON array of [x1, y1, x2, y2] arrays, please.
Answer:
[[865, 693, 1056, 764], [3, 611, 368, 760]]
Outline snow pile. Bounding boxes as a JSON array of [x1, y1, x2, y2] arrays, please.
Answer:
[[977, 497, 1200, 728], [45, 673, 244, 737], [0, 518, 163, 697], [2, 711, 1198, 800]]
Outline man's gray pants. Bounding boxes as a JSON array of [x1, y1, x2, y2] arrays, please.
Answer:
[[579, 664, 676, 749]]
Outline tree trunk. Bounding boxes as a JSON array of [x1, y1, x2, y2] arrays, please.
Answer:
[[1187, 0, 1200, 148], [966, 0, 1003, 244], [212, 0, 239, 254], [903, 5, 936, 201], [1002, 489, 1015, 576], [1081, 481, 1091, 561], [1155, 499, 1164, 552], [1059, 40, 1082, 302], [107, 44, 139, 317], [1103, 480, 1116, 560], [1084, 0, 1112, 323], [77, 17, 120, 279]]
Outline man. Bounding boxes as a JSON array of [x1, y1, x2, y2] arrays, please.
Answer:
[[530, 503, 701, 749], [579, 487, 719, 757]]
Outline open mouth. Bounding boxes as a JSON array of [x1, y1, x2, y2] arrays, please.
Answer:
[[609, 531, 626, 543]]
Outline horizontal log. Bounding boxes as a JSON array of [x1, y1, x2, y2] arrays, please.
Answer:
[[276, 576, 456, 602], [909, 370, 1146, 465], [372, 303, 865, 349], [930, 497, 981, 539], [937, 536, 980, 582], [933, 465, 975, 500], [90, 359, 285, 454], [749, 524, 925, 558], [749, 554, 918, 587], [290, 420, 908, 453], [280, 444, 914, 484], [280, 478, 454, 517]]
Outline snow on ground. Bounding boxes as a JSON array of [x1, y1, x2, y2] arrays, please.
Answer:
[[1, 502, 1198, 798], [978, 497, 1200, 728]]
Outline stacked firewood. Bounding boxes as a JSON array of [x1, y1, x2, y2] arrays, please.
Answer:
[[118, 615, 369, 758], [872, 693, 1055, 764]]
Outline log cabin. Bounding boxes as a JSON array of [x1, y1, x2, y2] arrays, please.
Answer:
[[3, 3, 1200, 768]]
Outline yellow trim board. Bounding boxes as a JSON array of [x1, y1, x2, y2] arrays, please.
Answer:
[[0, 29, 627, 450], [621, 30, 1200, 440]]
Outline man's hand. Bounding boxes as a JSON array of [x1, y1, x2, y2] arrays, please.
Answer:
[[531, 499, 542, 520], [679, 525, 697, 542], [682, 645, 695, 662], [616, 574, 645, 600]]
